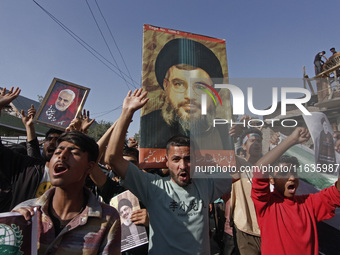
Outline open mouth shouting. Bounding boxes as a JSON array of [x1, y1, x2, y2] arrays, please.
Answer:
[[286, 183, 296, 195], [283, 181, 299, 197], [53, 161, 69, 176], [178, 170, 191, 185]]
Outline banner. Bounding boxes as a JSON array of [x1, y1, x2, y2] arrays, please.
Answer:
[[0, 211, 37, 255], [140, 24, 234, 170]]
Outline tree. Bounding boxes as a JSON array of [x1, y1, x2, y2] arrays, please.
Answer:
[[133, 132, 140, 143], [87, 120, 113, 142]]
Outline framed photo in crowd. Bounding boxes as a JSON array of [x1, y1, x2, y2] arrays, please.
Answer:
[[34, 77, 90, 130]]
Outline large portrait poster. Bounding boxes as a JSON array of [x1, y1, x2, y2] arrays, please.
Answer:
[[140, 24, 234, 170]]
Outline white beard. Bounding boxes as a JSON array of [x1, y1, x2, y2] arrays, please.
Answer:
[[123, 219, 132, 226]]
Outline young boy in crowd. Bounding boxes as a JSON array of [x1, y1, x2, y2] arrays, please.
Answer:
[[3, 87, 121, 254], [13, 130, 122, 254], [251, 127, 340, 255]]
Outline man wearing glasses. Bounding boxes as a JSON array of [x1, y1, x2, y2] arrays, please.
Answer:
[[140, 38, 226, 149]]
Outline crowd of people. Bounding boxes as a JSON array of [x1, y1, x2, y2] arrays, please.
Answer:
[[1, 86, 340, 255]]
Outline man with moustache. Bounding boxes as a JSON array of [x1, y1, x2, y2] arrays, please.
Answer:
[[41, 89, 76, 127], [0, 87, 62, 212], [105, 89, 233, 254], [140, 38, 227, 149]]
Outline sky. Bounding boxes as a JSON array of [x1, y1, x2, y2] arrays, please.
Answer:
[[1, 0, 339, 136]]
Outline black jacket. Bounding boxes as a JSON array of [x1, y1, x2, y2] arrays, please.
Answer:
[[0, 138, 45, 212]]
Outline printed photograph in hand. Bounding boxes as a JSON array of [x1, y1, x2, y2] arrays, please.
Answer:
[[110, 190, 148, 252]]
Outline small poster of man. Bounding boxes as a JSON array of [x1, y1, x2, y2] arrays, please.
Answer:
[[110, 191, 148, 252], [303, 112, 340, 174], [0, 211, 37, 255], [35, 78, 90, 130]]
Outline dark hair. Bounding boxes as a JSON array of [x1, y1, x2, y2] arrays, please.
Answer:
[[45, 128, 63, 139], [322, 51, 326, 54], [166, 135, 190, 154], [277, 155, 300, 168], [57, 131, 99, 162], [330, 47, 335, 51], [240, 128, 263, 144], [118, 198, 132, 211], [123, 146, 139, 161]]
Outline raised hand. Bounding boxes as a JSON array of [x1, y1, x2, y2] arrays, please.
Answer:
[[65, 118, 80, 132], [66, 109, 95, 134], [127, 137, 138, 148], [270, 132, 281, 146], [21, 104, 36, 128], [257, 127, 310, 168], [289, 127, 310, 145], [0, 87, 21, 111], [122, 89, 149, 113], [79, 109, 95, 134]]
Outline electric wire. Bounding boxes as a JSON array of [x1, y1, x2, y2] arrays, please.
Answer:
[[32, 0, 137, 89], [85, 0, 132, 90], [91, 105, 122, 119], [32, 0, 140, 118], [94, 0, 137, 88]]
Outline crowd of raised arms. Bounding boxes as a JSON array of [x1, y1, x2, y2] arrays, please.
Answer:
[[1, 87, 340, 255]]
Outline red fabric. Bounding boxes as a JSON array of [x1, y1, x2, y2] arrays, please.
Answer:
[[251, 171, 340, 255]]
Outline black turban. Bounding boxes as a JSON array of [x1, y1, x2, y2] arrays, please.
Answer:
[[118, 198, 133, 211], [155, 38, 223, 89]]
